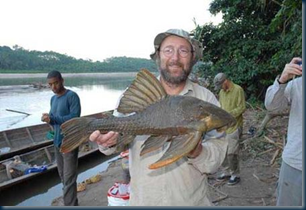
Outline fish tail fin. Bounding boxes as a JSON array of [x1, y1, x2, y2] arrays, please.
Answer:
[[60, 117, 95, 153]]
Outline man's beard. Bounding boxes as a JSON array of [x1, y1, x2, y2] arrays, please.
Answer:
[[159, 61, 191, 85]]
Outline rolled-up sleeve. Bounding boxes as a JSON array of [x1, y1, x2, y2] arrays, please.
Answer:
[[98, 144, 117, 155], [265, 77, 290, 112]]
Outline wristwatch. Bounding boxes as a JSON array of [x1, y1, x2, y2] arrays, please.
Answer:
[[277, 79, 286, 84], [277, 76, 287, 84]]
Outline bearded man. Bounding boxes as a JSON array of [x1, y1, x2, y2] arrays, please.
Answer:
[[89, 29, 228, 206]]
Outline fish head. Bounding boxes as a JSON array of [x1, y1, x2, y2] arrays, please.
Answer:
[[199, 101, 236, 132], [178, 96, 236, 132]]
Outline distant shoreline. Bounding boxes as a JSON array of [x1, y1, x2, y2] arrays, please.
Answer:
[[0, 72, 138, 79]]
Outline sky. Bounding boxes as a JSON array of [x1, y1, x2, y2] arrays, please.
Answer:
[[0, 0, 222, 62]]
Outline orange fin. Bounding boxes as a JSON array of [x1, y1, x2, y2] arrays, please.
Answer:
[[149, 131, 202, 169], [140, 135, 172, 156]]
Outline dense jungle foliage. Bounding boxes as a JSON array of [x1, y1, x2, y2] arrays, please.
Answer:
[[192, 0, 302, 101], [0, 45, 157, 73]]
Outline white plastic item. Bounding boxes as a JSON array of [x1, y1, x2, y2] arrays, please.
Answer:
[[107, 183, 130, 206], [108, 196, 129, 206]]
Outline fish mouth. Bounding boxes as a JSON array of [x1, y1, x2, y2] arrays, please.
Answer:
[[216, 119, 236, 132], [216, 125, 229, 133]]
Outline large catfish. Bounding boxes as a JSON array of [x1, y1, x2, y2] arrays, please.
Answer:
[[60, 69, 236, 169]]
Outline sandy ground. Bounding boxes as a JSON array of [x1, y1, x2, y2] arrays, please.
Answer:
[[51, 149, 278, 207]]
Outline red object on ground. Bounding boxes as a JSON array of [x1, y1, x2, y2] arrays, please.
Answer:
[[107, 182, 130, 200]]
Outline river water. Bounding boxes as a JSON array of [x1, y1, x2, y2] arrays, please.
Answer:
[[0, 73, 135, 206], [0, 73, 136, 131]]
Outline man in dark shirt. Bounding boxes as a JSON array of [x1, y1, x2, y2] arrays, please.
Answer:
[[41, 70, 81, 206]]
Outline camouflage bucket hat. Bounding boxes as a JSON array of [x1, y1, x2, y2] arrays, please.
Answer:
[[150, 29, 203, 62]]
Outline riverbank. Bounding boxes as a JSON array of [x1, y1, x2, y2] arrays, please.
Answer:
[[0, 72, 138, 79], [51, 147, 278, 207]]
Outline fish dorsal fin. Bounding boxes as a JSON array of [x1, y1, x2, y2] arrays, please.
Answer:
[[117, 69, 167, 114]]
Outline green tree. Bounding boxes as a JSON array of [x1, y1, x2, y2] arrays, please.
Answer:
[[0, 46, 157, 73], [193, 0, 301, 100]]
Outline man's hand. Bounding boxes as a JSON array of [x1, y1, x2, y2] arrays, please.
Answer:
[[278, 57, 302, 84], [89, 130, 119, 148], [41, 113, 50, 123]]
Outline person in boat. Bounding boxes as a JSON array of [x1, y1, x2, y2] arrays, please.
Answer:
[[89, 29, 228, 206], [41, 70, 81, 206], [265, 57, 302, 206]]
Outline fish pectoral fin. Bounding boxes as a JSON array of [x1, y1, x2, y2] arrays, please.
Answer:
[[140, 135, 172, 156], [115, 134, 135, 153], [148, 131, 202, 169]]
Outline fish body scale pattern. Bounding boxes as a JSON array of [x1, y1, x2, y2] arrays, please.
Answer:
[[89, 97, 187, 136]]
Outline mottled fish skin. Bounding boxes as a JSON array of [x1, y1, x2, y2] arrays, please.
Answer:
[[60, 69, 236, 169], [87, 95, 234, 135]]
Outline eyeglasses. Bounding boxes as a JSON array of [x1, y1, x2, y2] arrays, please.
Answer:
[[159, 47, 193, 58]]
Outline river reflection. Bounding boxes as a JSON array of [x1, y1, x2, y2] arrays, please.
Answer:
[[0, 73, 134, 131], [0, 73, 134, 206], [0, 73, 136, 90]]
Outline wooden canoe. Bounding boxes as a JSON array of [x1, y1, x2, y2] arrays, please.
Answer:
[[0, 141, 100, 191], [0, 111, 112, 161], [0, 110, 113, 191]]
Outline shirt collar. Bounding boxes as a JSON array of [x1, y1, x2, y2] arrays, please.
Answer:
[[225, 81, 234, 92], [180, 79, 193, 95], [157, 75, 193, 96]]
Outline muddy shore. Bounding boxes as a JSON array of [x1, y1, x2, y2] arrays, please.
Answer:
[[52, 146, 278, 207], [52, 159, 124, 206], [51, 154, 278, 207]]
